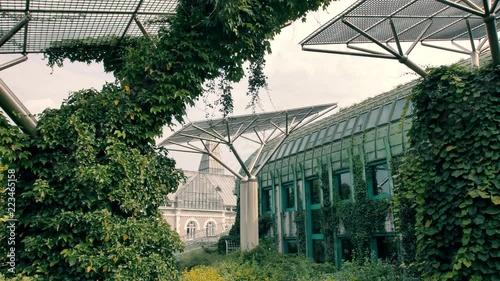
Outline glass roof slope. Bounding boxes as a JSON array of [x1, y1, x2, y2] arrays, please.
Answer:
[[162, 103, 337, 144], [300, 0, 497, 46], [0, 0, 178, 54]]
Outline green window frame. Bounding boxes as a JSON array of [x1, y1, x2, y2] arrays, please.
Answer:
[[334, 170, 353, 201], [368, 162, 391, 199], [262, 187, 274, 214], [282, 183, 296, 211], [337, 237, 355, 267]]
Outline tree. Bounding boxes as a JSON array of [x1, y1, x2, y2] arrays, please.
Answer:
[[1, 0, 334, 279]]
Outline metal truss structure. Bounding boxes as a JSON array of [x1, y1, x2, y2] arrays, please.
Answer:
[[301, 0, 500, 76]]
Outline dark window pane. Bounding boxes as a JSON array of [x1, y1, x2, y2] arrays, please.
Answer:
[[311, 209, 322, 234], [378, 103, 394, 125], [309, 179, 321, 205], [354, 112, 368, 134], [286, 241, 298, 254], [375, 236, 398, 261], [337, 172, 352, 200], [299, 135, 310, 152], [313, 240, 326, 263], [372, 163, 390, 196], [391, 99, 406, 122], [333, 121, 346, 140], [340, 238, 354, 263], [343, 117, 357, 137], [284, 185, 295, 209], [315, 128, 327, 146], [323, 124, 337, 144], [263, 189, 273, 212], [366, 107, 381, 129]]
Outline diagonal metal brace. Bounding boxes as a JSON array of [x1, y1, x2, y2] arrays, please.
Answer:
[[0, 15, 31, 48]]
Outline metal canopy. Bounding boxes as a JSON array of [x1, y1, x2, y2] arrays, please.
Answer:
[[0, 0, 178, 54], [159, 103, 338, 180], [301, 0, 500, 76]]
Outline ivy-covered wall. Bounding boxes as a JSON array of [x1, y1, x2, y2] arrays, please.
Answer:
[[401, 64, 500, 280]]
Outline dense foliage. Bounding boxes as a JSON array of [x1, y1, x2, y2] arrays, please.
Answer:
[[2, 0, 337, 279], [401, 64, 500, 280]]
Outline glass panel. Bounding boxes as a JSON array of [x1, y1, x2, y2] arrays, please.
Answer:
[[258, 150, 269, 165], [323, 124, 337, 144], [406, 101, 415, 116], [270, 145, 283, 161], [342, 117, 357, 137], [284, 140, 295, 157], [378, 103, 394, 125], [372, 163, 390, 196], [311, 209, 322, 234], [313, 239, 326, 263], [276, 142, 289, 159], [315, 128, 327, 146], [298, 134, 310, 152], [353, 112, 368, 134], [391, 99, 406, 121], [285, 241, 298, 254], [263, 188, 273, 212], [336, 172, 352, 200], [284, 185, 295, 210], [290, 138, 303, 154], [309, 179, 321, 205], [366, 107, 381, 129], [340, 238, 354, 263], [375, 236, 398, 261], [333, 121, 346, 140], [306, 131, 319, 150]]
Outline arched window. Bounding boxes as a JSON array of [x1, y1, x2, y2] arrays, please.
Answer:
[[187, 221, 196, 240], [205, 221, 216, 237]]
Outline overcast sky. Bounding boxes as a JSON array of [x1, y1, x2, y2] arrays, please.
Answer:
[[1, 0, 470, 174]]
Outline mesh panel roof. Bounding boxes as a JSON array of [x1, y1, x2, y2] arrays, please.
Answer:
[[0, 0, 178, 54], [301, 0, 499, 46], [162, 103, 337, 144]]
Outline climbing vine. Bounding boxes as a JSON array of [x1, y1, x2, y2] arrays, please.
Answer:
[[320, 165, 338, 264], [1, 0, 336, 279], [401, 64, 500, 280], [336, 155, 390, 262], [296, 195, 307, 256]]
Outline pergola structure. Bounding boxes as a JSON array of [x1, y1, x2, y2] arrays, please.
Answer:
[[301, 0, 500, 76], [160, 103, 338, 250], [0, 0, 178, 134]]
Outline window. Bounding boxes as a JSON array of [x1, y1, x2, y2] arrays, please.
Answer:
[[365, 107, 381, 129], [276, 142, 290, 159], [390, 99, 406, 122], [306, 131, 319, 150], [262, 188, 273, 213], [283, 184, 295, 211], [335, 171, 352, 200], [353, 112, 368, 134], [339, 238, 354, 264], [311, 209, 322, 234], [309, 179, 321, 205], [313, 239, 326, 263], [284, 140, 295, 157], [378, 103, 394, 125], [323, 124, 337, 144], [342, 117, 357, 137], [315, 128, 327, 146], [290, 138, 303, 154], [370, 163, 391, 198], [298, 134, 310, 152], [257, 150, 269, 166], [206, 221, 216, 237], [373, 236, 398, 262], [284, 240, 298, 254], [333, 121, 346, 140], [187, 221, 197, 240]]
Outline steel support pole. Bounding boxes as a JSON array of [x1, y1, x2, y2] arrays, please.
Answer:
[[0, 56, 28, 71], [0, 15, 31, 48], [0, 78, 37, 136], [240, 178, 259, 250], [483, 14, 500, 66]]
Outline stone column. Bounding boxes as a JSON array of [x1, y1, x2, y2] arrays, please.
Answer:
[[240, 178, 259, 250]]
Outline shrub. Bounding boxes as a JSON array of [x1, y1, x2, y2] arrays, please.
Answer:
[[181, 266, 223, 281]]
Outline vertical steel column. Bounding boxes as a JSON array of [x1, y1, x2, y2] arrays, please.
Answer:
[[483, 10, 500, 65]]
